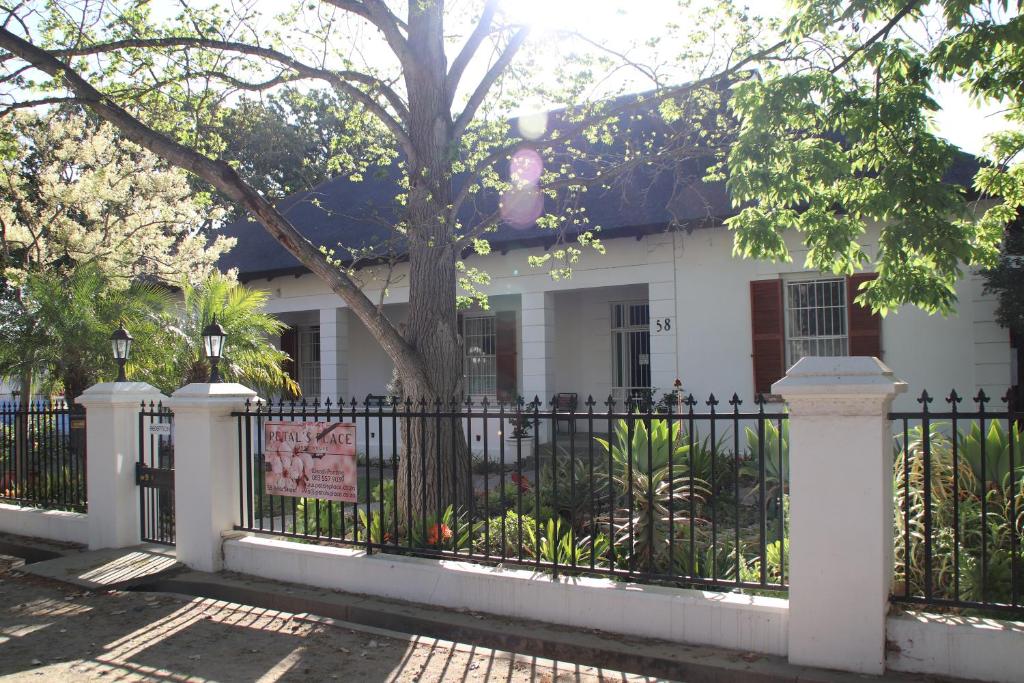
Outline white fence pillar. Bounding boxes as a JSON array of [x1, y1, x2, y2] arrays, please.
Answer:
[[521, 291, 555, 440], [319, 306, 349, 400], [773, 357, 906, 675], [168, 382, 258, 572], [78, 382, 167, 550]]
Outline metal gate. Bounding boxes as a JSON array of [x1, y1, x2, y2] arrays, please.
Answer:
[[137, 402, 175, 545]]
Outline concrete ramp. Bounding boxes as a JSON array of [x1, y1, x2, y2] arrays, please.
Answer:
[[20, 544, 180, 590]]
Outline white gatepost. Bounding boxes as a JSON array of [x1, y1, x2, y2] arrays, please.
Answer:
[[168, 382, 259, 572], [773, 357, 906, 675], [78, 382, 167, 550]]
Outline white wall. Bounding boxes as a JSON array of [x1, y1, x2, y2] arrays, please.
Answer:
[[672, 225, 1011, 410], [0, 503, 88, 545], [246, 226, 1012, 412], [224, 534, 790, 657], [887, 612, 1024, 683]]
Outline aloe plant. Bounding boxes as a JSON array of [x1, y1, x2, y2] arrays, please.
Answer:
[[537, 517, 610, 567], [957, 420, 1024, 496], [741, 419, 789, 502]]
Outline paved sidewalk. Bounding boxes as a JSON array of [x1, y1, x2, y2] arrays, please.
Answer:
[[0, 573, 651, 682], [19, 543, 179, 590]]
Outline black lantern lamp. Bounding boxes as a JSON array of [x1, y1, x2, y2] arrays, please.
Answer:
[[110, 323, 133, 382], [202, 314, 227, 383]]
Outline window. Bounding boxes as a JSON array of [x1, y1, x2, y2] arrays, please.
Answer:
[[298, 326, 321, 398], [610, 302, 651, 403], [464, 315, 497, 397], [784, 278, 848, 368], [750, 274, 881, 396]]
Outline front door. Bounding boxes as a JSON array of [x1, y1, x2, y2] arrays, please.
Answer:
[[611, 302, 651, 407]]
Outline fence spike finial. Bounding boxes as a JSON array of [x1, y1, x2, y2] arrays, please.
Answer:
[[946, 389, 961, 405], [974, 388, 989, 407]]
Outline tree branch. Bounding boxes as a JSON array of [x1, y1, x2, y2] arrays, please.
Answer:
[[14, 35, 413, 148], [446, 0, 499, 105], [830, 1, 922, 73], [322, 0, 412, 67], [0, 96, 81, 116], [451, 26, 529, 141], [0, 27, 432, 388]]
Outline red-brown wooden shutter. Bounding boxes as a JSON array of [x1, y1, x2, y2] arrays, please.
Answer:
[[847, 273, 882, 358], [280, 327, 298, 379], [495, 311, 517, 403], [750, 279, 785, 396]]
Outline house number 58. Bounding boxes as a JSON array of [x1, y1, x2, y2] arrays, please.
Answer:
[[655, 318, 672, 332]]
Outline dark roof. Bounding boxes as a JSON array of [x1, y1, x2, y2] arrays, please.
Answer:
[[219, 99, 983, 280]]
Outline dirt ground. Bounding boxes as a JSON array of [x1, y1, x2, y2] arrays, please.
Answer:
[[0, 572, 653, 682]]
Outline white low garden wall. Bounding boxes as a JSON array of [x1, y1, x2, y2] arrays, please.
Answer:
[[222, 533, 790, 656], [887, 612, 1024, 683], [0, 503, 88, 545]]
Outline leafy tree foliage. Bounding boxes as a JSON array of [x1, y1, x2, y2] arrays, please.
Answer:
[[0, 112, 232, 285], [727, 0, 1023, 314], [206, 89, 389, 221]]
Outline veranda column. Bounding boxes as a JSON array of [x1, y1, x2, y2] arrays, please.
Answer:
[[319, 306, 349, 400], [78, 382, 167, 550], [168, 382, 258, 572], [773, 357, 906, 675], [647, 276, 678, 393], [520, 292, 555, 439]]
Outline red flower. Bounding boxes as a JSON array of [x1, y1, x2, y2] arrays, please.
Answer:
[[510, 472, 531, 492], [427, 523, 452, 545]]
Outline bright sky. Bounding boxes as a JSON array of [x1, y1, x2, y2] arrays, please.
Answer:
[[497, 0, 1009, 156], [153, 0, 1009, 156]]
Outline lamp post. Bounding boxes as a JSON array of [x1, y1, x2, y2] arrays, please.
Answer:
[[110, 323, 133, 383], [202, 315, 227, 383]]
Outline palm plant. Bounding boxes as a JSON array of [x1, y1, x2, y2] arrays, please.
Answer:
[[139, 273, 299, 396], [0, 263, 172, 401]]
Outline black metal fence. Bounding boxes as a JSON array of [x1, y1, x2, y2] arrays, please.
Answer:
[[0, 399, 86, 512], [234, 394, 789, 592], [891, 389, 1023, 615], [138, 402, 175, 545]]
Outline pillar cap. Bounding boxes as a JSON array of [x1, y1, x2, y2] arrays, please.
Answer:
[[77, 381, 167, 407], [168, 382, 261, 412], [772, 356, 907, 398]]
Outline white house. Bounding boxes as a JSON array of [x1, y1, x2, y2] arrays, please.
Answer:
[[219, 148, 1018, 418]]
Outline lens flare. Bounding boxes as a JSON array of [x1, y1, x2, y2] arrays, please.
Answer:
[[500, 185, 543, 228], [517, 110, 548, 140], [510, 148, 543, 185]]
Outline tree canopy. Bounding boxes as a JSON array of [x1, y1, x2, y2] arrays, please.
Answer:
[[727, 0, 1022, 314], [0, 111, 232, 285]]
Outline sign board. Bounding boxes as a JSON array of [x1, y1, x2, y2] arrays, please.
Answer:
[[264, 421, 357, 502], [147, 423, 172, 436]]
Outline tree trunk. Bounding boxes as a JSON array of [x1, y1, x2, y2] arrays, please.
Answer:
[[12, 368, 33, 497], [394, 0, 472, 527]]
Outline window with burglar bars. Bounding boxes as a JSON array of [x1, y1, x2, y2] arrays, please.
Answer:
[[298, 326, 321, 399], [464, 315, 497, 398], [611, 302, 651, 404], [784, 278, 848, 368]]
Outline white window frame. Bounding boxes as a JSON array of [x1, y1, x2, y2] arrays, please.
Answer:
[[463, 314, 497, 399], [783, 276, 849, 369]]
